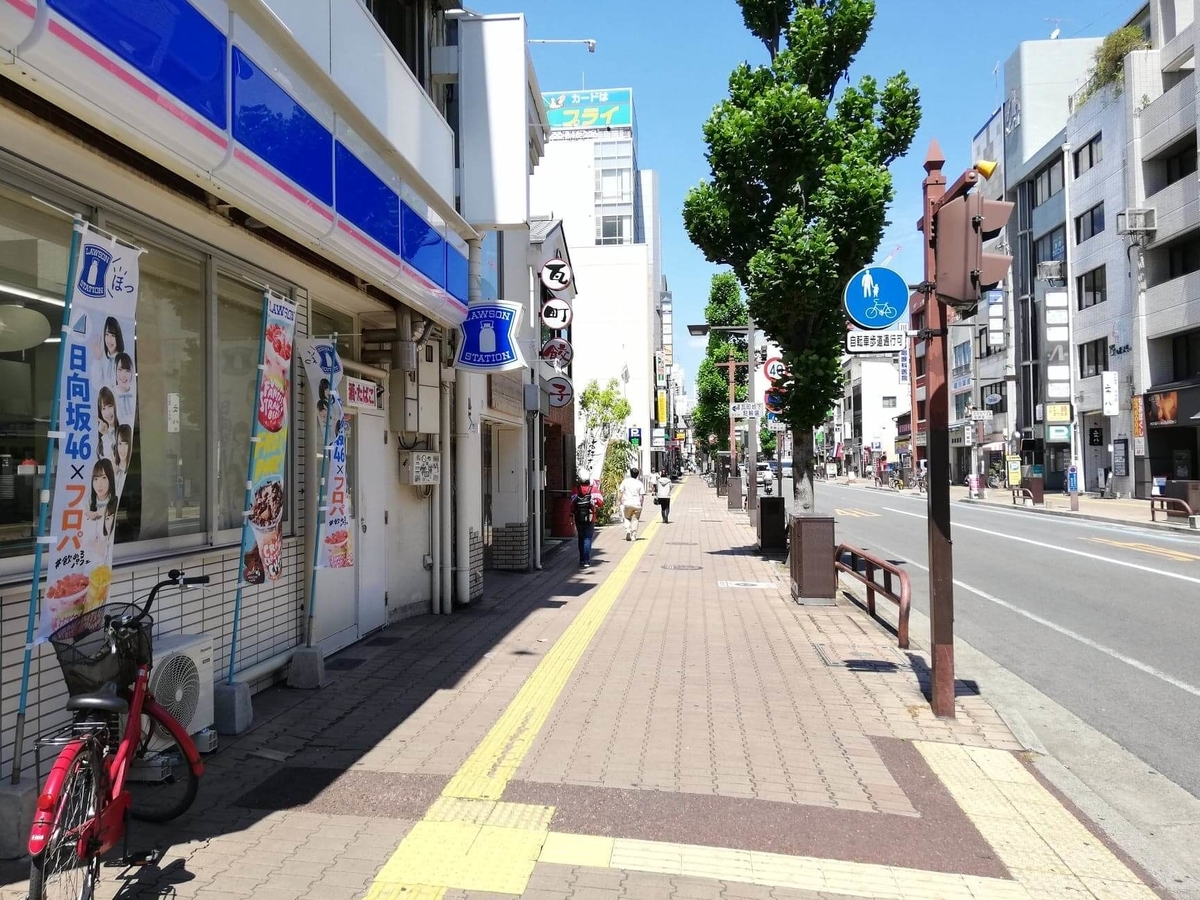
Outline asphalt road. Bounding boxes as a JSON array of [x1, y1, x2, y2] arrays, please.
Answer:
[[795, 480, 1200, 801]]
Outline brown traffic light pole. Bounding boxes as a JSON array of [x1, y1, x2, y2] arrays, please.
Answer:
[[918, 141, 957, 718]]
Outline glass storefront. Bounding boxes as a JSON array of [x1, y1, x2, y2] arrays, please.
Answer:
[[0, 162, 308, 577]]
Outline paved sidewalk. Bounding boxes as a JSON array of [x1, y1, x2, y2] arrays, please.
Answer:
[[1, 479, 1171, 899]]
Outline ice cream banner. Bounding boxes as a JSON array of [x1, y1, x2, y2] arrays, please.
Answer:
[[239, 292, 297, 585], [39, 225, 143, 639], [298, 339, 355, 569]]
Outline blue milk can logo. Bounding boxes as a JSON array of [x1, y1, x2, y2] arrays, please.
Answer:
[[77, 244, 113, 299], [843, 265, 909, 330], [455, 302, 526, 373]]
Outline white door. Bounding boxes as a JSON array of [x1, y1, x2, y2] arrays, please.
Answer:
[[355, 412, 388, 634]]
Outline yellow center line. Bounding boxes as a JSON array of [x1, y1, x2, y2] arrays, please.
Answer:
[[1086, 536, 1200, 562], [366, 520, 661, 898]]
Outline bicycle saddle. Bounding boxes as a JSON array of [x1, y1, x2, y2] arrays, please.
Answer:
[[66, 683, 128, 715]]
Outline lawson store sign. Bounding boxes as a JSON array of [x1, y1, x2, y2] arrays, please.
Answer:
[[0, 0, 470, 325]]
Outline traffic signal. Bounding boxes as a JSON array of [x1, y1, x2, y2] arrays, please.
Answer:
[[934, 192, 1014, 307]]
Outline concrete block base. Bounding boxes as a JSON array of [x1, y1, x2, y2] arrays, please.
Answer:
[[213, 681, 253, 735], [286, 647, 324, 690], [0, 777, 36, 859]]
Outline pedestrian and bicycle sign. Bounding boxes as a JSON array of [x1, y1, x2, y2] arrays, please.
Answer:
[[843, 265, 909, 330], [730, 402, 763, 419], [846, 330, 908, 353]]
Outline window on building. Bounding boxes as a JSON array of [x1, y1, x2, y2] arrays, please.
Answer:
[[595, 215, 632, 245], [1079, 338, 1108, 378], [1073, 133, 1102, 177], [1075, 203, 1105, 243], [954, 393, 971, 420], [1032, 158, 1064, 207], [1165, 137, 1198, 186], [1077, 265, 1107, 309], [915, 354, 926, 377], [979, 381, 1007, 413], [1035, 226, 1066, 263], [1172, 328, 1200, 380], [917, 400, 926, 420], [1168, 235, 1200, 279], [952, 341, 972, 371], [882, 396, 897, 408]]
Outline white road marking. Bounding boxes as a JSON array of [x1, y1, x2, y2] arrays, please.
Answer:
[[864, 538, 1200, 700], [883, 506, 1200, 587]]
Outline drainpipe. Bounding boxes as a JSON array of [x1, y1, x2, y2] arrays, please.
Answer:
[[440, 378, 453, 612], [455, 238, 484, 604], [431, 426, 441, 614]]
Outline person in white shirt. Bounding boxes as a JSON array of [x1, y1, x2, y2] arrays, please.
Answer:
[[618, 467, 646, 541], [653, 469, 672, 523]]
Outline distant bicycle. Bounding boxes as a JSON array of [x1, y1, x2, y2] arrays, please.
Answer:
[[864, 299, 896, 320], [889, 474, 905, 491]]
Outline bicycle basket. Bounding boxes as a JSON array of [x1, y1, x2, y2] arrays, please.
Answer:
[[50, 603, 152, 696]]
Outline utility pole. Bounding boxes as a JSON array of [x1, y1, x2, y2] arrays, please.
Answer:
[[916, 140, 1012, 718], [720, 350, 751, 479], [747, 317, 758, 519], [919, 142, 957, 719]]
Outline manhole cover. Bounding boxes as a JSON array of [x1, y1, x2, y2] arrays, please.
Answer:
[[663, 564, 702, 571], [716, 580, 775, 589], [812, 643, 908, 670], [324, 657, 366, 671]]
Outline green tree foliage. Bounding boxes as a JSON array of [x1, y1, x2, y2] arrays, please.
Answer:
[[690, 274, 749, 463], [684, 0, 920, 509], [598, 440, 635, 523], [578, 378, 632, 471], [758, 426, 777, 459]]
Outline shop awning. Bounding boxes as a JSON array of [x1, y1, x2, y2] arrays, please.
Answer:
[[980, 441, 1007, 451]]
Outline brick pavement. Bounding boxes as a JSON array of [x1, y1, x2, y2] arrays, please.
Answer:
[[0, 479, 1169, 899]]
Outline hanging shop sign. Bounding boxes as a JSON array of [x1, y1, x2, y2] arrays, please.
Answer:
[[456, 301, 526, 373], [299, 338, 355, 570], [540, 296, 573, 330], [1131, 395, 1146, 456], [235, 294, 299, 586], [1101, 370, 1119, 417], [344, 377, 379, 409], [539, 336, 574, 366], [539, 257, 573, 292], [39, 224, 144, 639], [547, 376, 574, 408]]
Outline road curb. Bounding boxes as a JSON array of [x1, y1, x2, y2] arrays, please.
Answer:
[[957, 497, 1197, 533]]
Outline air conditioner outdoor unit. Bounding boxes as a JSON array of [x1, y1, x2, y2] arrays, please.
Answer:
[[1116, 208, 1156, 234], [1036, 260, 1065, 282], [146, 633, 214, 750]]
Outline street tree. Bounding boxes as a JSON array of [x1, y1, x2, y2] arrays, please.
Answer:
[[684, 0, 920, 510], [690, 273, 748, 468], [578, 377, 632, 472]]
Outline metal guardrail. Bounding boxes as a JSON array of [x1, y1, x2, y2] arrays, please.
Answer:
[[1011, 487, 1035, 506], [833, 543, 911, 649], [1150, 496, 1195, 522]]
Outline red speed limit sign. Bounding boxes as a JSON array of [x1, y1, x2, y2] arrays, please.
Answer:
[[764, 357, 786, 382]]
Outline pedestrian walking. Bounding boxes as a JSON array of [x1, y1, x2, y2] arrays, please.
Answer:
[[618, 466, 646, 541], [571, 470, 602, 566], [653, 468, 672, 523]]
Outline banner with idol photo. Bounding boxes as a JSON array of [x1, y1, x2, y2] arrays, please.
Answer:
[[239, 293, 297, 585], [39, 226, 143, 639], [298, 339, 354, 569]]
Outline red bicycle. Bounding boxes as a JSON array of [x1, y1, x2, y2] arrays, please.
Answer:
[[28, 569, 209, 900]]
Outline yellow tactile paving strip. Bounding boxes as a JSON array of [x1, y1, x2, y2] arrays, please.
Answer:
[[363, 502, 1159, 900], [915, 741, 1158, 900]]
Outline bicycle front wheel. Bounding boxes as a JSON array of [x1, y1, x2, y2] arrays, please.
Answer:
[[126, 707, 199, 822], [29, 739, 103, 900]]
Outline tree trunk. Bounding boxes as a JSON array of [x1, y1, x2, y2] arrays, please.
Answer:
[[792, 426, 816, 512]]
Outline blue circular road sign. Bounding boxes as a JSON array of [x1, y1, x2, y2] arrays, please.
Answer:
[[843, 266, 909, 330]]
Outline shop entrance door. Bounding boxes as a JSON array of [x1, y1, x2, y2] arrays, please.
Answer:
[[356, 411, 387, 634]]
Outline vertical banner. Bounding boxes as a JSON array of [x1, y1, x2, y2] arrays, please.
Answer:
[[299, 339, 355, 569], [1131, 395, 1146, 457], [39, 227, 142, 639], [239, 293, 297, 584]]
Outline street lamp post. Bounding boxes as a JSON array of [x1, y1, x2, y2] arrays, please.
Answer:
[[689, 320, 757, 515]]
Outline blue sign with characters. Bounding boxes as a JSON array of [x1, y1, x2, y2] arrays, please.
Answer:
[[843, 265, 909, 330], [1068, 465, 1079, 493], [455, 301, 526, 373]]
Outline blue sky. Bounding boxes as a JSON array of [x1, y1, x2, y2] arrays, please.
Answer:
[[472, 0, 1140, 393]]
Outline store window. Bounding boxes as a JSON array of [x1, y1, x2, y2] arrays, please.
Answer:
[[112, 233, 207, 546], [0, 183, 77, 559]]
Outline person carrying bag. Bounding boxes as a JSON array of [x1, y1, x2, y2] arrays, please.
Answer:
[[571, 470, 603, 567]]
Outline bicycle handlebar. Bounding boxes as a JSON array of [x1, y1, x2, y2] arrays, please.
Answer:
[[131, 570, 210, 623]]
